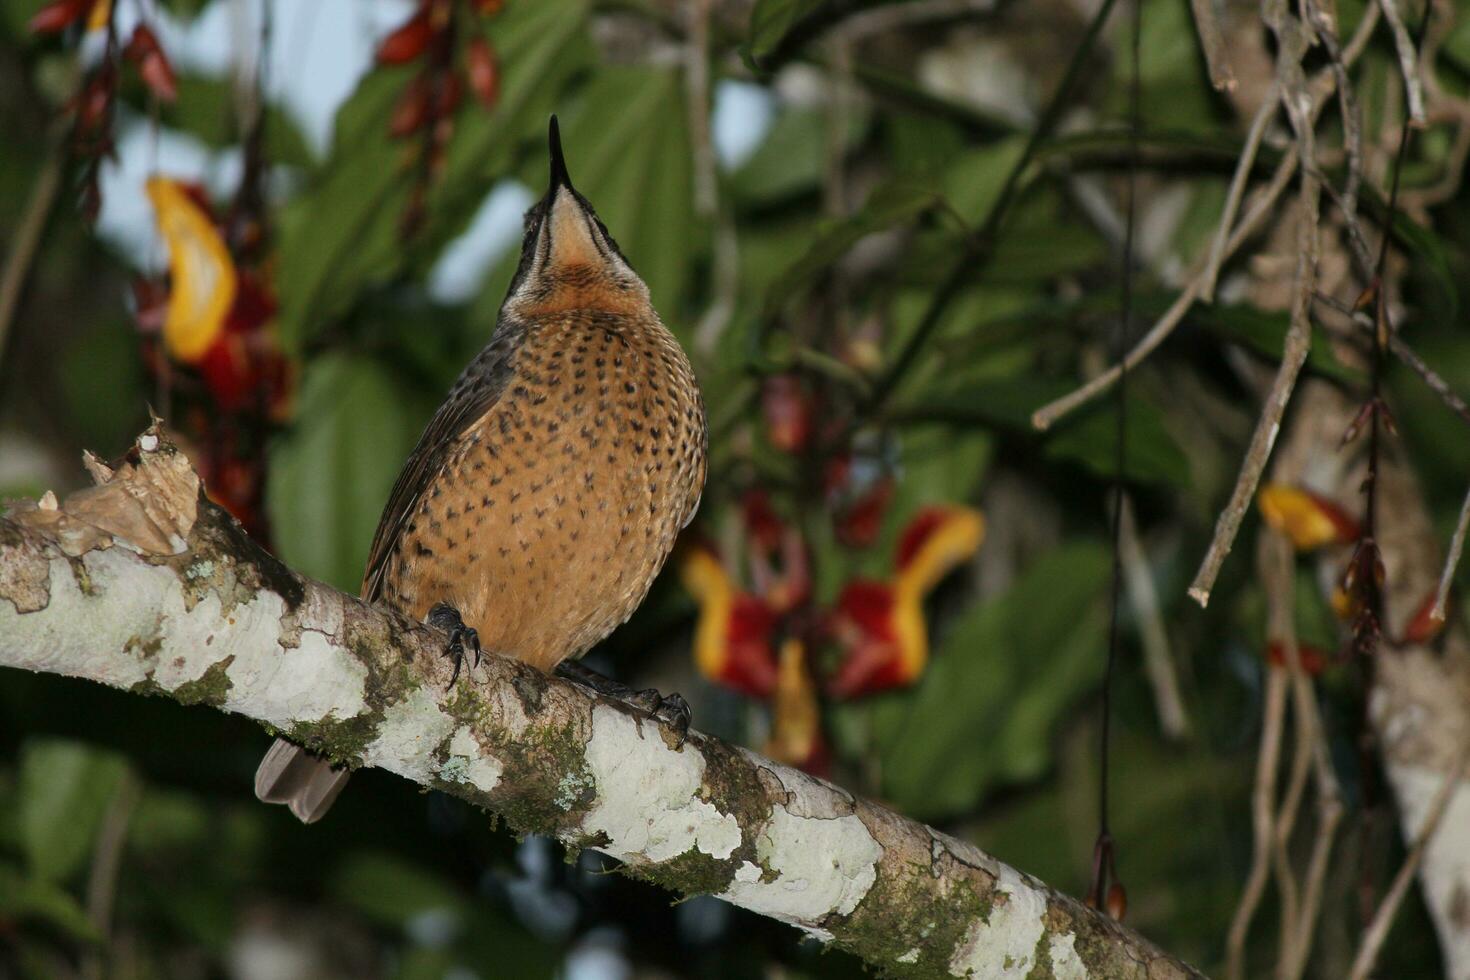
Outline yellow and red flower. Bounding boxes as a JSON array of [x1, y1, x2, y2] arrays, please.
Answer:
[[680, 545, 781, 699], [763, 639, 828, 773], [827, 506, 984, 697], [1257, 483, 1359, 551]]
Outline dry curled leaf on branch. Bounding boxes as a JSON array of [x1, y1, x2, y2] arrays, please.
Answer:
[[9, 421, 199, 558]]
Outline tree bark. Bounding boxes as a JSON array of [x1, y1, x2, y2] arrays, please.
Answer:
[[0, 425, 1202, 979]]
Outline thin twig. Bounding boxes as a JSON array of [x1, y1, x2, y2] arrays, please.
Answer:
[[1282, 753, 1343, 980], [1031, 1, 1382, 433], [1308, 0, 1364, 222], [1226, 662, 1290, 980], [1201, 87, 1279, 301], [0, 133, 66, 371], [1378, 0, 1427, 126], [1187, 0, 1236, 92], [1119, 496, 1190, 738], [1431, 483, 1470, 622], [1186, 3, 1323, 607], [1260, 532, 1307, 974], [81, 773, 139, 980], [1347, 750, 1470, 980]]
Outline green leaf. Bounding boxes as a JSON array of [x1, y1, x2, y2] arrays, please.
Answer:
[[276, 0, 592, 351], [728, 103, 869, 205], [896, 376, 1192, 488], [745, 0, 828, 67], [331, 852, 465, 930], [266, 353, 441, 592], [0, 863, 102, 943], [765, 181, 944, 313], [1044, 398, 1191, 489], [1189, 303, 1360, 384], [870, 542, 1110, 819], [938, 137, 1028, 226], [18, 739, 129, 882], [153, 74, 315, 168]]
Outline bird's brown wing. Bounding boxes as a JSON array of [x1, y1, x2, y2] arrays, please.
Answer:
[[361, 322, 526, 604]]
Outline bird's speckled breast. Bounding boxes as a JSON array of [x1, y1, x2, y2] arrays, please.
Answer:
[[381, 309, 706, 671]]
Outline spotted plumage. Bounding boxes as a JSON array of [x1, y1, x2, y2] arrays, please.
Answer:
[[255, 116, 707, 823]]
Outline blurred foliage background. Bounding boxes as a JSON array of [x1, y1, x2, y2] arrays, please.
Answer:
[[2, 0, 1468, 976]]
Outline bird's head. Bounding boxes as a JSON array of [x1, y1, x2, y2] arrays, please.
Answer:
[[501, 116, 650, 320]]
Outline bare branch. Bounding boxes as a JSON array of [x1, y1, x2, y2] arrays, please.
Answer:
[[1187, 0, 1236, 92], [1431, 483, 1470, 622], [1031, 1, 1383, 433], [1119, 497, 1190, 739], [1378, 0, 1427, 126]]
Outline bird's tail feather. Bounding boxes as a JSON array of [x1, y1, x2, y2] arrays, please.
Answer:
[[254, 738, 350, 824]]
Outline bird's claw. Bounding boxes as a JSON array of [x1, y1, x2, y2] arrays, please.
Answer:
[[556, 662, 692, 747], [427, 603, 481, 688]]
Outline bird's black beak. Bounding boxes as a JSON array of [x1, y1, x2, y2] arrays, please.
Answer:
[[547, 115, 573, 197]]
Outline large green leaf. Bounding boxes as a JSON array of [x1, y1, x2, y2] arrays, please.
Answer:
[[897, 376, 1192, 488], [728, 103, 869, 205], [266, 353, 441, 593], [765, 181, 945, 314], [276, 0, 592, 351], [871, 542, 1110, 819], [18, 739, 129, 882]]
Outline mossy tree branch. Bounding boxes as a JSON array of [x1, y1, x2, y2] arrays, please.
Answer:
[[0, 425, 1201, 979]]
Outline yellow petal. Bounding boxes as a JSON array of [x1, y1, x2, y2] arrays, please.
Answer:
[[1257, 483, 1357, 551], [147, 178, 236, 365], [679, 547, 734, 683], [895, 506, 985, 598], [86, 0, 112, 31], [764, 639, 821, 767]]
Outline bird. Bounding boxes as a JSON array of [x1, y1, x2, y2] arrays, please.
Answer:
[[255, 116, 708, 824]]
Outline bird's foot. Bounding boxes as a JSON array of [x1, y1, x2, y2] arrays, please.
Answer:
[[555, 660, 692, 747], [427, 603, 481, 688]]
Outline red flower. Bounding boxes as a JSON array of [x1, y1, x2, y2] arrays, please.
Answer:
[[28, 0, 90, 34], [761, 376, 812, 453], [467, 37, 500, 108], [826, 506, 984, 697], [376, 6, 432, 64], [1265, 641, 1328, 676]]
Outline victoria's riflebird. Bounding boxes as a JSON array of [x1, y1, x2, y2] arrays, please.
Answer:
[[255, 117, 708, 823]]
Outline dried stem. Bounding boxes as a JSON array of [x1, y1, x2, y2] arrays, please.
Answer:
[[1187, 0, 1236, 92], [1031, 0, 1383, 433], [1188, 165, 1321, 606], [1119, 496, 1190, 738], [81, 772, 139, 980], [1378, 0, 1427, 126], [1281, 747, 1344, 980], [1201, 87, 1279, 301], [1187, 1, 1325, 607], [1261, 532, 1307, 972], [1430, 483, 1470, 622], [1347, 749, 1470, 980], [0, 131, 66, 371], [1226, 662, 1290, 980]]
